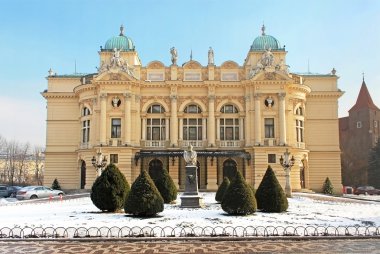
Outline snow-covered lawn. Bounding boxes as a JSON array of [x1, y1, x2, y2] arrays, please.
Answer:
[[0, 192, 379, 230]]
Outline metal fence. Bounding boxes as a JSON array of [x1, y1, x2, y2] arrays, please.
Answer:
[[0, 226, 379, 239]]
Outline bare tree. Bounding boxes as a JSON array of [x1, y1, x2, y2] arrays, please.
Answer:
[[33, 146, 44, 185]]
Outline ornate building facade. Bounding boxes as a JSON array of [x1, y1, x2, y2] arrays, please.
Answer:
[[339, 79, 380, 187], [42, 25, 343, 192]]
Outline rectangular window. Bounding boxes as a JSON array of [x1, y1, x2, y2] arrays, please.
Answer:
[[82, 120, 90, 143], [374, 121, 378, 128], [221, 72, 238, 81], [357, 121, 362, 128], [111, 118, 121, 138], [147, 72, 164, 81], [268, 154, 276, 163], [265, 118, 275, 138], [110, 154, 118, 164]]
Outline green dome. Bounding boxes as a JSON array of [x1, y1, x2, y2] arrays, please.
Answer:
[[250, 25, 283, 51], [104, 25, 135, 51]]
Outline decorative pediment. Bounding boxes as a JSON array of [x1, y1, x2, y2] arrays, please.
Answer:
[[221, 61, 239, 69], [251, 71, 292, 81], [95, 70, 136, 81], [183, 60, 202, 69], [146, 61, 165, 69]]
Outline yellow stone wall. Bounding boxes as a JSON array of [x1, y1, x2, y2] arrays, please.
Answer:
[[42, 43, 343, 194]]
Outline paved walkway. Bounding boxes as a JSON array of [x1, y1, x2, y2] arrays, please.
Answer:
[[0, 238, 379, 254]]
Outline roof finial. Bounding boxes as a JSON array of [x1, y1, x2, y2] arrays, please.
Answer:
[[119, 24, 124, 36], [362, 72, 365, 82], [190, 49, 193, 61], [261, 23, 266, 36]]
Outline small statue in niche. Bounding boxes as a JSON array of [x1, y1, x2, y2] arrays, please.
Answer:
[[265, 96, 274, 108], [112, 96, 121, 107]]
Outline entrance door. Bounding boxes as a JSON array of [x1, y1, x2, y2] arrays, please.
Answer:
[[196, 161, 200, 189], [80, 160, 86, 189], [300, 165, 305, 189], [223, 159, 238, 181], [149, 159, 163, 182]]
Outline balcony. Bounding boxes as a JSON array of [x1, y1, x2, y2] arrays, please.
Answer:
[[108, 139, 123, 146], [264, 138, 277, 146], [181, 140, 204, 148], [219, 140, 241, 147], [144, 140, 166, 148], [79, 142, 91, 149], [296, 142, 305, 149]]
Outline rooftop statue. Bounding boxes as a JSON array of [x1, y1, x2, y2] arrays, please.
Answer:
[[208, 47, 214, 65], [170, 47, 178, 65]]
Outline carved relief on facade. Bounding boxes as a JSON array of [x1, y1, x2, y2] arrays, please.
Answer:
[[146, 61, 165, 69], [183, 61, 202, 69], [214, 69, 221, 80]]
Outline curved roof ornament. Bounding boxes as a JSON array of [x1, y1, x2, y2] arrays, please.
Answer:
[[261, 24, 266, 36], [119, 24, 124, 36]]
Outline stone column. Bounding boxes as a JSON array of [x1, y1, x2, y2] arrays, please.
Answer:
[[142, 118, 146, 140], [124, 93, 132, 145], [165, 117, 170, 142], [179, 118, 183, 140], [244, 95, 251, 146], [169, 157, 179, 189], [216, 117, 220, 140], [202, 118, 207, 142], [254, 94, 261, 145], [207, 95, 216, 146], [279, 93, 287, 145], [170, 95, 178, 146], [100, 93, 107, 145], [135, 95, 141, 144]]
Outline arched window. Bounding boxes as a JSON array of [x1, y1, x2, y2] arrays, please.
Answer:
[[146, 104, 166, 141], [296, 107, 303, 116], [220, 104, 238, 113], [184, 104, 202, 113], [82, 107, 91, 116], [81, 107, 91, 146], [183, 104, 203, 142], [148, 104, 165, 113], [220, 104, 240, 141]]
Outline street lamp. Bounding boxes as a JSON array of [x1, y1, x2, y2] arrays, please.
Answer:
[[91, 149, 107, 177], [279, 148, 295, 198]]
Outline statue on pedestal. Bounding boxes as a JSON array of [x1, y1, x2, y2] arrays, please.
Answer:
[[184, 145, 197, 166]]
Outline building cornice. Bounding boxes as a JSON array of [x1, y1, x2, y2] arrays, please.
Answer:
[[41, 92, 77, 99]]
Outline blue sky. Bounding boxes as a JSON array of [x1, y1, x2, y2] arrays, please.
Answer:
[[0, 0, 379, 147]]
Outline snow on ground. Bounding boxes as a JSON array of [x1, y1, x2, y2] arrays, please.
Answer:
[[0, 193, 379, 229]]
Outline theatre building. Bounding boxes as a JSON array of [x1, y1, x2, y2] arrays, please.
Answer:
[[42, 25, 343, 192]]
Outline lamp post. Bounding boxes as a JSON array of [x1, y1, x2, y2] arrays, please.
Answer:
[[279, 148, 295, 198], [91, 149, 107, 177]]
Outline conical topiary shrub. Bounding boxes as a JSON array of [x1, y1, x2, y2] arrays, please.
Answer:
[[51, 178, 62, 190], [221, 171, 257, 215], [215, 177, 230, 203], [248, 184, 256, 196], [255, 165, 288, 212], [322, 177, 334, 195], [91, 164, 130, 212], [151, 168, 178, 203], [124, 170, 164, 216]]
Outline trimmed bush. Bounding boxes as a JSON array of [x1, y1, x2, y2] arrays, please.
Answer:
[[91, 164, 130, 212], [221, 171, 257, 215], [248, 184, 256, 196], [255, 165, 288, 212], [322, 177, 334, 195], [215, 177, 230, 203], [152, 168, 178, 203], [124, 170, 164, 216], [51, 178, 61, 190]]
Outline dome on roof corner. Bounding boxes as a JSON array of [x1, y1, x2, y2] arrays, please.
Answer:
[[104, 25, 135, 51], [250, 25, 282, 51]]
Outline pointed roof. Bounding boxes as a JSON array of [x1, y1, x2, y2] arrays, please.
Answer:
[[349, 80, 379, 112]]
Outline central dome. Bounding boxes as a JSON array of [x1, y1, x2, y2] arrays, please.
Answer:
[[104, 25, 135, 51], [250, 25, 283, 51]]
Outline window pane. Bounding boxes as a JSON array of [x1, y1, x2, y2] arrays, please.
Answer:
[[183, 127, 188, 139], [147, 127, 151, 140], [226, 119, 233, 125], [152, 119, 160, 125], [235, 127, 239, 140], [226, 127, 233, 140], [220, 127, 224, 140], [198, 127, 202, 140], [189, 127, 197, 140], [152, 127, 160, 140], [189, 119, 197, 125]]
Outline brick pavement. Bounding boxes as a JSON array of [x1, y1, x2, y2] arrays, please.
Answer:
[[0, 238, 379, 254]]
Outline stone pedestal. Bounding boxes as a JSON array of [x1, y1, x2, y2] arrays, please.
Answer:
[[180, 165, 204, 208]]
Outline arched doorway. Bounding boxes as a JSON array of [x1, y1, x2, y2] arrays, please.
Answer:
[[149, 159, 163, 182], [80, 160, 86, 189], [223, 159, 238, 181]]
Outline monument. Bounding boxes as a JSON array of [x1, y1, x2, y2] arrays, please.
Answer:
[[180, 145, 204, 208]]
